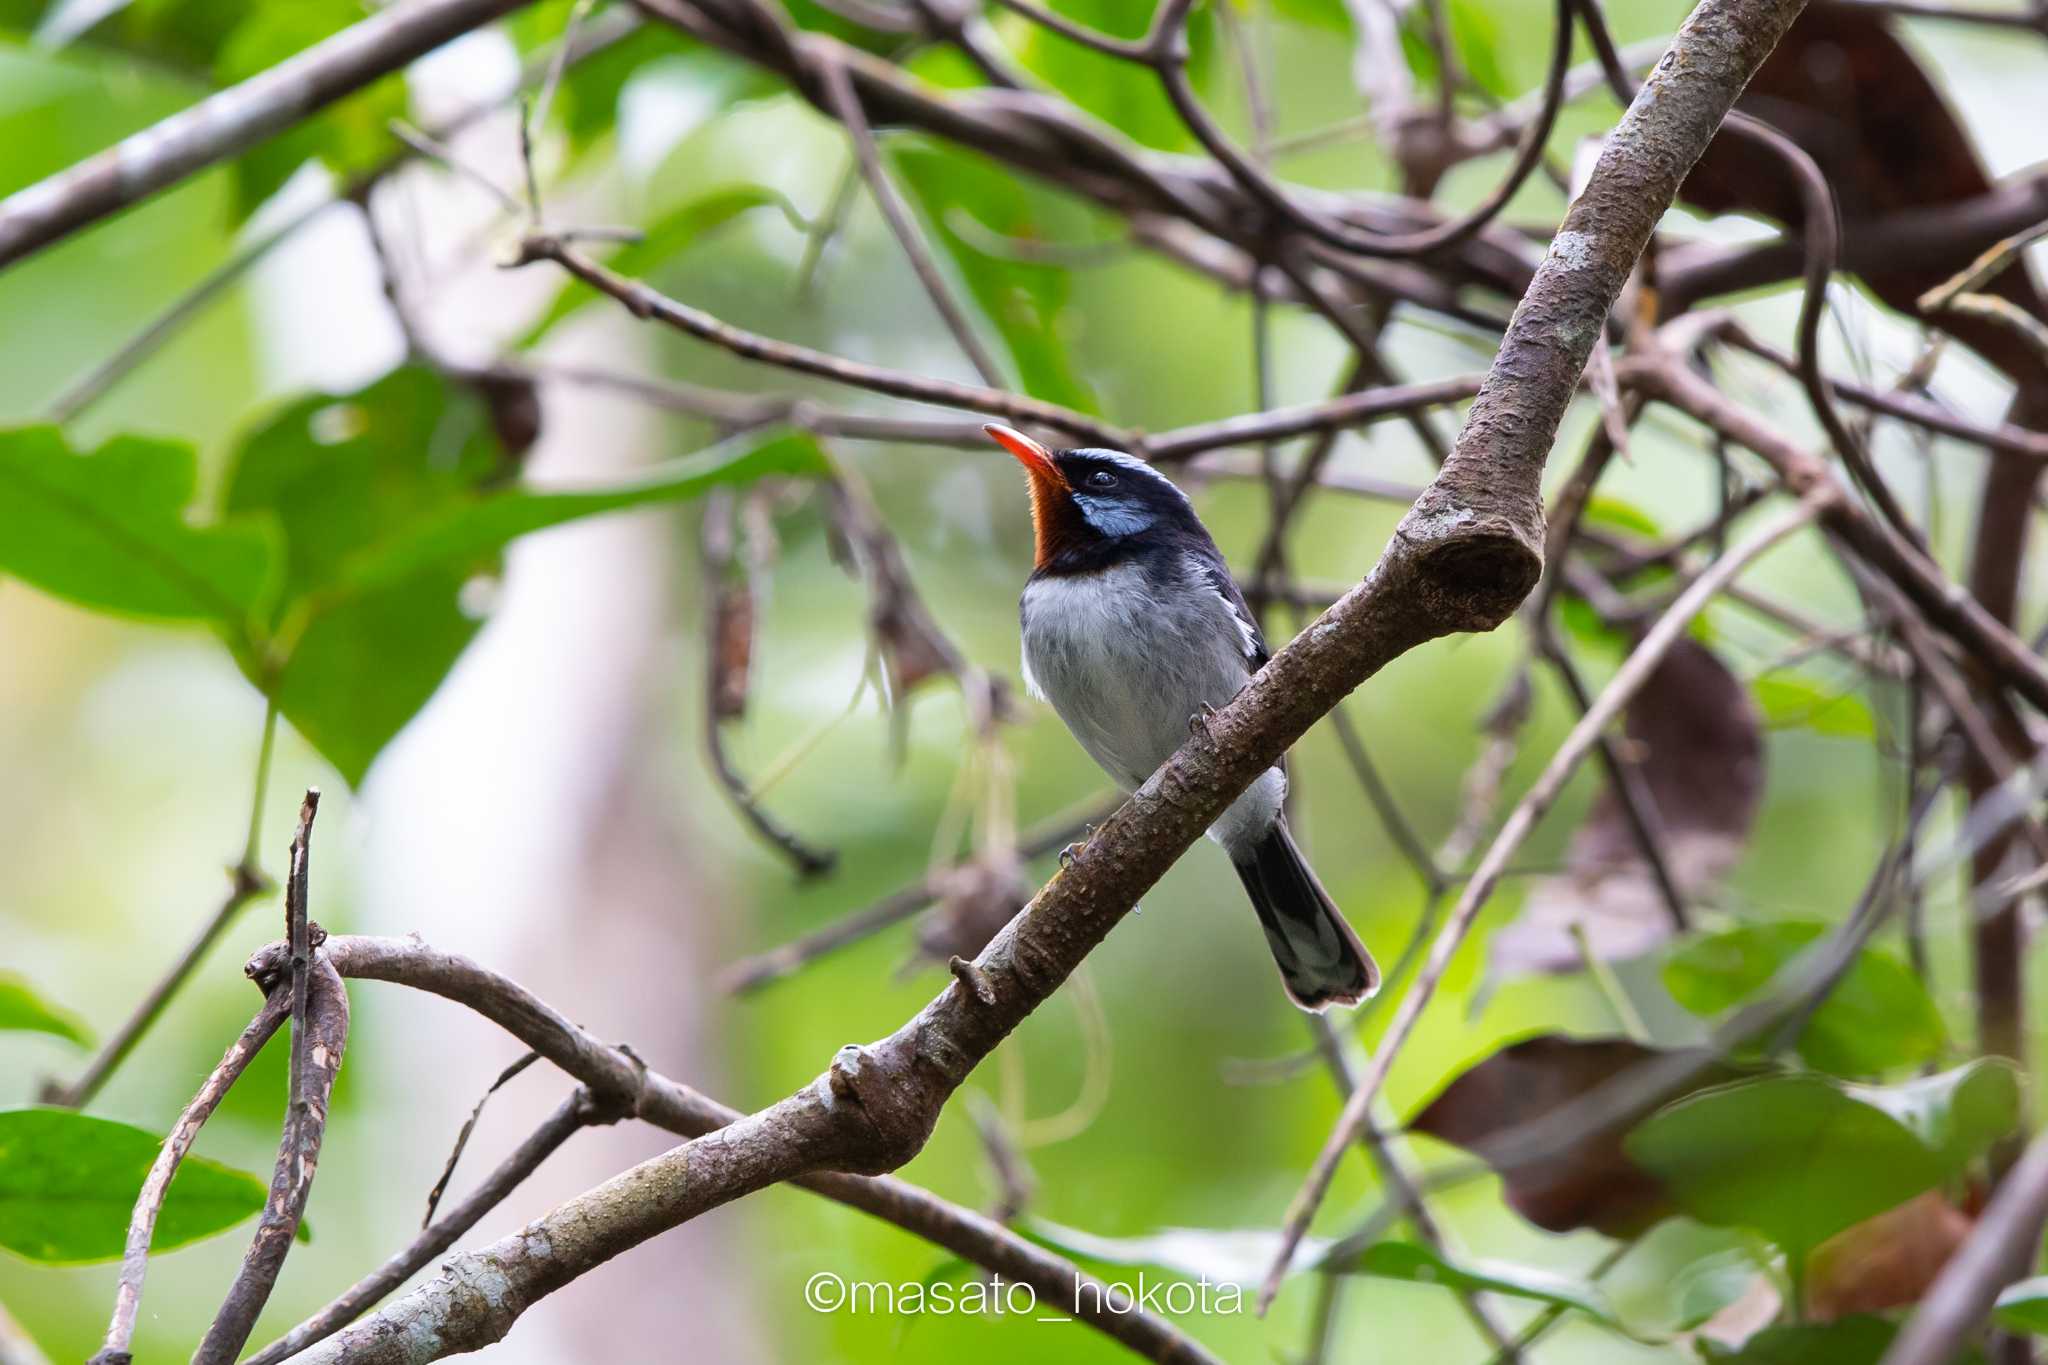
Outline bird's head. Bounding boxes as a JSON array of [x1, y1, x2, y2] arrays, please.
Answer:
[[983, 423, 1196, 572]]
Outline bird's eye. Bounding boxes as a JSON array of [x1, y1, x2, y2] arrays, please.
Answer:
[[1087, 470, 1118, 489]]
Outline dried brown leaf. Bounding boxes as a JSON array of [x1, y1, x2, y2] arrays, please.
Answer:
[[1490, 638, 1764, 975], [1410, 1034, 1743, 1237], [1805, 1191, 1973, 1322]]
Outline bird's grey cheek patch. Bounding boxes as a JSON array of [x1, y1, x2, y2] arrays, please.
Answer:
[[1075, 496, 1155, 538]]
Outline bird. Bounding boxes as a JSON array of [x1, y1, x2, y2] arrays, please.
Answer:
[[983, 422, 1379, 1012]]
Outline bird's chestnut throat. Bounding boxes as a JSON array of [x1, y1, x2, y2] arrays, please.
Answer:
[[984, 422, 1094, 572], [1023, 473, 1101, 572]]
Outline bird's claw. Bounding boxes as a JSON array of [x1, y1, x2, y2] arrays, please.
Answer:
[[1058, 841, 1084, 867], [1189, 701, 1218, 738]]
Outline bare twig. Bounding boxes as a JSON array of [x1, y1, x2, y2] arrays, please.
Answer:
[[88, 991, 292, 1365], [1630, 354, 2048, 714], [700, 493, 840, 877], [511, 233, 1130, 446], [37, 7, 641, 421], [1304, 1014, 1522, 1356], [1152, 0, 1574, 259], [1721, 112, 1924, 543], [421, 1050, 542, 1227], [194, 794, 349, 1365], [815, 52, 1010, 387]]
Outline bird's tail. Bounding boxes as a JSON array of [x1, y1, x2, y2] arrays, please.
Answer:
[[1233, 823, 1379, 1012]]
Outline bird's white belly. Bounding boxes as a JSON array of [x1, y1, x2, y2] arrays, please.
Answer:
[[1020, 562, 1283, 853]]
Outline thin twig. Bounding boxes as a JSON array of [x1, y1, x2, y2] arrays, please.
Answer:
[[1722, 113, 1925, 545], [1151, 0, 1573, 259], [88, 991, 292, 1365], [511, 233, 1130, 446], [422, 1050, 543, 1227], [815, 52, 1010, 387], [700, 493, 840, 877], [193, 793, 349, 1365]]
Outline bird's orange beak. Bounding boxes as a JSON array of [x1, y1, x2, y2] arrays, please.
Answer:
[[983, 423, 1066, 490], [984, 423, 1074, 569]]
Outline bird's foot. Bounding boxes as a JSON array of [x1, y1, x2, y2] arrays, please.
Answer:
[[1189, 701, 1219, 738]]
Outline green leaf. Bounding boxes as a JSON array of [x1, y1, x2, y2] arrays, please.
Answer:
[[1626, 1064, 2020, 1261], [1751, 673, 1878, 739], [1582, 494, 1663, 541], [1995, 1277, 2048, 1335], [518, 186, 803, 346], [223, 369, 510, 782], [1338, 1242, 1623, 1328], [1002, 0, 1217, 151], [1662, 922, 1945, 1075], [0, 974, 91, 1047], [891, 140, 1101, 413], [1844, 1059, 2022, 1178], [331, 430, 828, 596], [1444, 0, 1508, 98], [0, 426, 276, 636], [214, 1, 406, 216], [223, 369, 824, 783], [509, 4, 749, 157], [1699, 1316, 1961, 1364], [1265, 0, 1351, 34], [0, 1108, 269, 1263]]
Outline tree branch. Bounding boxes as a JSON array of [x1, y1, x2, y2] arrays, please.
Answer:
[[0, 0, 538, 269], [195, 794, 349, 1365], [245, 934, 1222, 1364]]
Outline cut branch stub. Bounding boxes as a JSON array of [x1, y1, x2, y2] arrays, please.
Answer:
[[1390, 485, 1546, 634]]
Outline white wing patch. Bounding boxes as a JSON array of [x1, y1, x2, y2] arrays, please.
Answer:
[[1226, 595, 1261, 662], [1187, 553, 1263, 665], [1019, 645, 1047, 702]]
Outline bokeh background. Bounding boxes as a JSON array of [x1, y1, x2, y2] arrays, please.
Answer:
[[3, 0, 2045, 1359]]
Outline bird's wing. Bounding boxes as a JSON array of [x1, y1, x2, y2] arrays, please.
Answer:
[[1193, 552, 1269, 670]]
